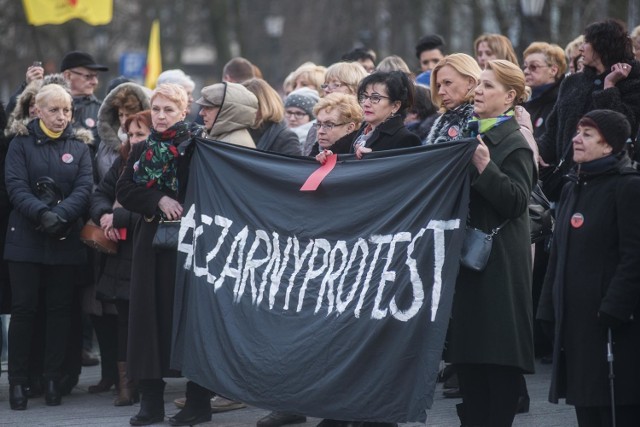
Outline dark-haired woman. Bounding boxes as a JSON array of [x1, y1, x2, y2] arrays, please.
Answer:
[[351, 70, 421, 159], [538, 18, 640, 202], [538, 109, 640, 427]]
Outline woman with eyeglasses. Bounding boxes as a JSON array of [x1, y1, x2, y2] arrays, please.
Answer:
[[284, 87, 320, 146], [311, 93, 363, 160], [522, 42, 567, 140], [424, 53, 482, 145], [351, 70, 421, 159], [301, 62, 368, 156]]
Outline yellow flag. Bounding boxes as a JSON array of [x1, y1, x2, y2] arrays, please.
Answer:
[[23, 0, 113, 26], [144, 20, 162, 89]]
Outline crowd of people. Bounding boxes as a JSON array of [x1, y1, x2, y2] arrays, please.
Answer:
[[1, 16, 640, 427]]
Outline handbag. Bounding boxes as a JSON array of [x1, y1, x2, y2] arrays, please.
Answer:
[[152, 218, 181, 250], [529, 182, 554, 244], [460, 219, 509, 272], [80, 219, 118, 255]]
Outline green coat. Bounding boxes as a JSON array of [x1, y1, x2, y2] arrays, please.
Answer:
[[446, 117, 536, 373]]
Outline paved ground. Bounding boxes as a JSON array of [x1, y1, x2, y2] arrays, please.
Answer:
[[0, 360, 577, 426]]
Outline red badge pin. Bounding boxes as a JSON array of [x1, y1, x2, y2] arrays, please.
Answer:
[[571, 212, 584, 228], [61, 153, 74, 164], [85, 118, 96, 128], [535, 117, 544, 128], [448, 126, 459, 138]]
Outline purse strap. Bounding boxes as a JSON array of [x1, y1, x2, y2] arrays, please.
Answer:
[[488, 219, 510, 238]]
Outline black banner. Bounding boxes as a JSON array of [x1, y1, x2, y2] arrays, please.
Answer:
[[171, 139, 475, 423]]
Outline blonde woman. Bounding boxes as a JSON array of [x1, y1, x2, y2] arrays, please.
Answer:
[[242, 78, 301, 155], [301, 62, 368, 156], [522, 42, 567, 139], [424, 53, 481, 145], [474, 33, 519, 69], [116, 83, 212, 426], [312, 92, 363, 158], [5, 84, 93, 409], [447, 60, 536, 427]]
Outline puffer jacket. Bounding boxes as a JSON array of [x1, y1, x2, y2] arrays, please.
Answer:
[[4, 119, 93, 264]]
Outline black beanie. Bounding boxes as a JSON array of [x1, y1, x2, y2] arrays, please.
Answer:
[[580, 109, 631, 154]]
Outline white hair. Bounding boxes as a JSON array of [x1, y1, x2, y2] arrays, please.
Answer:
[[157, 69, 195, 91]]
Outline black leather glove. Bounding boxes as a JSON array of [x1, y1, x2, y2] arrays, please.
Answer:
[[38, 211, 69, 237], [598, 311, 623, 330]]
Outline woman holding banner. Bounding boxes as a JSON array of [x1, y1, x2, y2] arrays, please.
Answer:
[[351, 70, 420, 159], [446, 60, 536, 427], [423, 53, 481, 145], [116, 83, 212, 426]]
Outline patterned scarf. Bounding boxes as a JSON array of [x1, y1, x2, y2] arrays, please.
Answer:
[[133, 121, 191, 192], [465, 109, 515, 137], [424, 103, 475, 145]]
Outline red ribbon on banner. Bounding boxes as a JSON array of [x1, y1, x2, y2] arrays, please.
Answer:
[[300, 154, 337, 191]]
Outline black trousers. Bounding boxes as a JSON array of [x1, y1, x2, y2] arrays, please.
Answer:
[[8, 262, 76, 384], [575, 405, 640, 427], [455, 363, 521, 427]]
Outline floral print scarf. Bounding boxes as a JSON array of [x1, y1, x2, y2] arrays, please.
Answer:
[[133, 121, 191, 192]]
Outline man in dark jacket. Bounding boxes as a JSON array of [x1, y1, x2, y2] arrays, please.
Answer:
[[59, 51, 109, 150]]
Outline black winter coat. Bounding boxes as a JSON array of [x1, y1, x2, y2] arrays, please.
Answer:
[[349, 115, 420, 153], [115, 129, 195, 380], [524, 77, 562, 140], [537, 63, 640, 200], [90, 156, 139, 301], [537, 155, 640, 406], [250, 121, 301, 156], [4, 120, 93, 265]]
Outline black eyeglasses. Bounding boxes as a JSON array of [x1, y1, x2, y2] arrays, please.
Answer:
[[69, 69, 99, 80], [285, 110, 308, 119], [358, 94, 390, 104], [522, 63, 549, 73], [314, 121, 348, 131]]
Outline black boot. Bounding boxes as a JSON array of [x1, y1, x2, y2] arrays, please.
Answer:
[[168, 381, 212, 426], [44, 378, 61, 406], [9, 384, 28, 410], [130, 379, 165, 426]]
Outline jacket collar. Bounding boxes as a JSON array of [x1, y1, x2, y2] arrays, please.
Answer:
[[30, 119, 73, 144]]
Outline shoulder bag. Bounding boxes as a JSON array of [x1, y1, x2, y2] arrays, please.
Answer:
[[460, 219, 509, 272]]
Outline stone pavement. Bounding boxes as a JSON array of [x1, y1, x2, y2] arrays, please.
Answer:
[[0, 361, 578, 426]]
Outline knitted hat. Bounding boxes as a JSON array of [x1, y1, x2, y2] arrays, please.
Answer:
[[284, 87, 320, 119], [580, 109, 631, 154]]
